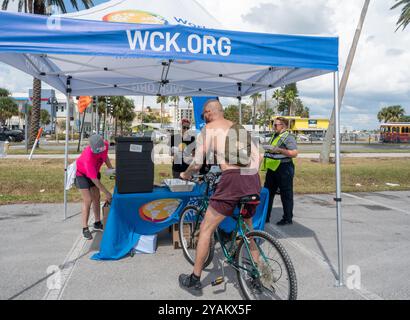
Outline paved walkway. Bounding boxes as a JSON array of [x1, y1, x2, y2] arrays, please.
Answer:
[[1, 191, 409, 300]]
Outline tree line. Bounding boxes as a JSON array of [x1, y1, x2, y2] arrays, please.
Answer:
[[224, 83, 310, 126], [377, 105, 409, 123]]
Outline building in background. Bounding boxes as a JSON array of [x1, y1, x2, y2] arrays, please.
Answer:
[[8, 90, 97, 136], [28, 89, 58, 133], [271, 116, 330, 136], [168, 105, 194, 125], [9, 93, 29, 130]]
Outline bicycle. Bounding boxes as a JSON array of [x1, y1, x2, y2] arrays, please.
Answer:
[[178, 170, 298, 300]]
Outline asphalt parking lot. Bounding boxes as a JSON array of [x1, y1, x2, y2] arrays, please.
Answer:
[[0, 190, 409, 300]]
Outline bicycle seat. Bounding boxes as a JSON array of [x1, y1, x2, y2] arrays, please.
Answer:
[[239, 194, 260, 205]]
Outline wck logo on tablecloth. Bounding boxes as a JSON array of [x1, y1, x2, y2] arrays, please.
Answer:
[[139, 199, 182, 223]]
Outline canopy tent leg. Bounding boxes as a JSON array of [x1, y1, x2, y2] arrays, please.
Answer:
[[237, 83, 242, 125], [334, 71, 344, 287], [238, 97, 242, 125], [264, 91, 267, 132], [64, 77, 72, 221]]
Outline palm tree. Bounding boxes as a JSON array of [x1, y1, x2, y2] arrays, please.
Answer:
[[184, 96, 192, 109], [273, 84, 298, 116], [110, 97, 135, 136], [96, 98, 107, 135], [0, 88, 18, 126], [40, 109, 50, 127], [378, 105, 405, 123], [250, 93, 262, 130], [117, 99, 135, 135], [377, 108, 389, 123], [156, 96, 169, 128], [284, 90, 296, 116], [0, 88, 10, 97], [1, 0, 94, 145], [169, 96, 180, 126], [391, 0, 410, 30], [272, 89, 282, 114]]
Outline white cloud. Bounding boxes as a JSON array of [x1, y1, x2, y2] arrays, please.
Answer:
[[242, 0, 334, 35]]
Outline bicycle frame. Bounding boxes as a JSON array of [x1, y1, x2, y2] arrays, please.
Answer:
[[188, 174, 267, 279], [214, 215, 261, 277]]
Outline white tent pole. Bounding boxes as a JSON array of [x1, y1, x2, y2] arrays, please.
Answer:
[[264, 91, 267, 132], [91, 96, 95, 134], [238, 97, 242, 125], [237, 83, 242, 125], [334, 71, 344, 287], [64, 77, 72, 221]]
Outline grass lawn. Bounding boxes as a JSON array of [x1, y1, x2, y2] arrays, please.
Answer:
[[6, 148, 82, 155], [0, 158, 409, 205]]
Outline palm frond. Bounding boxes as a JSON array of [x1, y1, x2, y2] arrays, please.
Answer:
[[17, 0, 24, 12], [391, 0, 410, 31], [1, 0, 10, 11], [70, 0, 93, 11]]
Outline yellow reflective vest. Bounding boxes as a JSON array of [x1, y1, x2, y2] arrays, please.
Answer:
[[261, 131, 291, 172]]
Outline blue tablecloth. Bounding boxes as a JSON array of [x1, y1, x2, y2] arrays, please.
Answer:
[[92, 184, 269, 261]]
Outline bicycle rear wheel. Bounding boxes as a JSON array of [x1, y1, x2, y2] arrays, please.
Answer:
[[178, 206, 215, 268], [235, 231, 297, 300]]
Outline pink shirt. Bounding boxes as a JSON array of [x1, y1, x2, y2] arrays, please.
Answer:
[[76, 141, 109, 179]]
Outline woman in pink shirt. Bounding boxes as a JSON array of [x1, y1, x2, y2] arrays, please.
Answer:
[[75, 135, 114, 240]]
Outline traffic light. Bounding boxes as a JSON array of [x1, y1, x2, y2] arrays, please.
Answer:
[[106, 97, 113, 114], [92, 96, 97, 111]]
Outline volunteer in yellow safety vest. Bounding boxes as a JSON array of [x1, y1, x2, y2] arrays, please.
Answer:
[[262, 117, 298, 225]]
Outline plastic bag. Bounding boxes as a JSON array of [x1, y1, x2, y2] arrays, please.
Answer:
[[65, 161, 77, 190]]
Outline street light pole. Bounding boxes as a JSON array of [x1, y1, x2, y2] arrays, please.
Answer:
[[24, 102, 29, 154]]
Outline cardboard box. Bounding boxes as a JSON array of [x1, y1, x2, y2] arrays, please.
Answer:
[[172, 223, 199, 249], [133, 235, 158, 254]]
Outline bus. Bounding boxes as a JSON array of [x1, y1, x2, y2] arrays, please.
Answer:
[[380, 123, 410, 143]]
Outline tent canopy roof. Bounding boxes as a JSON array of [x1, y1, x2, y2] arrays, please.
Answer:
[[0, 11, 338, 97]]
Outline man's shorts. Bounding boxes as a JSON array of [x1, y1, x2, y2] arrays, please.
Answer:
[[209, 169, 261, 219], [75, 173, 101, 190]]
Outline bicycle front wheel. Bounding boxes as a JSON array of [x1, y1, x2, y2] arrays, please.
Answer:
[[235, 231, 297, 300], [178, 206, 215, 268]]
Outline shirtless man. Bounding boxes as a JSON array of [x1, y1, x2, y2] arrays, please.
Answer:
[[178, 99, 262, 295]]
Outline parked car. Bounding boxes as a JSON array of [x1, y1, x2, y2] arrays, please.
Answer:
[[297, 134, 310, 142], [259, 132, 274, 144], [309, 134, 324, 142], [0, 127, 24, 142], [152, 130, 169, 143], [0, 131, 7, 141]]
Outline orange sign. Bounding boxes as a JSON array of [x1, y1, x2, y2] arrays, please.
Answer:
[[77, 96, 92, 113]]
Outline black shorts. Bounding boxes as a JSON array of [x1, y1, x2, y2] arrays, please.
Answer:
[[75, 173, 101, 190]]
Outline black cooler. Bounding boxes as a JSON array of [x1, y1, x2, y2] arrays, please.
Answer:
[[115, 137, 154, 194]]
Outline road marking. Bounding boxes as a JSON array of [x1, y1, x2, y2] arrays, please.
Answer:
[[41, 214, 97, 301], [343, 193, 410, 216], [42, 232, 87, 300], [266, 224, 384, 300]]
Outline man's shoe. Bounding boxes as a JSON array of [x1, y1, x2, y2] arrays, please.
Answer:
[[93, 221, 104, 231], [179, 274, 202, 296], [276, 219, 293, 226], [83, 227, 93, 240]]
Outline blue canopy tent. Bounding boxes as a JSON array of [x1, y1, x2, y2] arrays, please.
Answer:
[[0, 10, 344, 285]]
